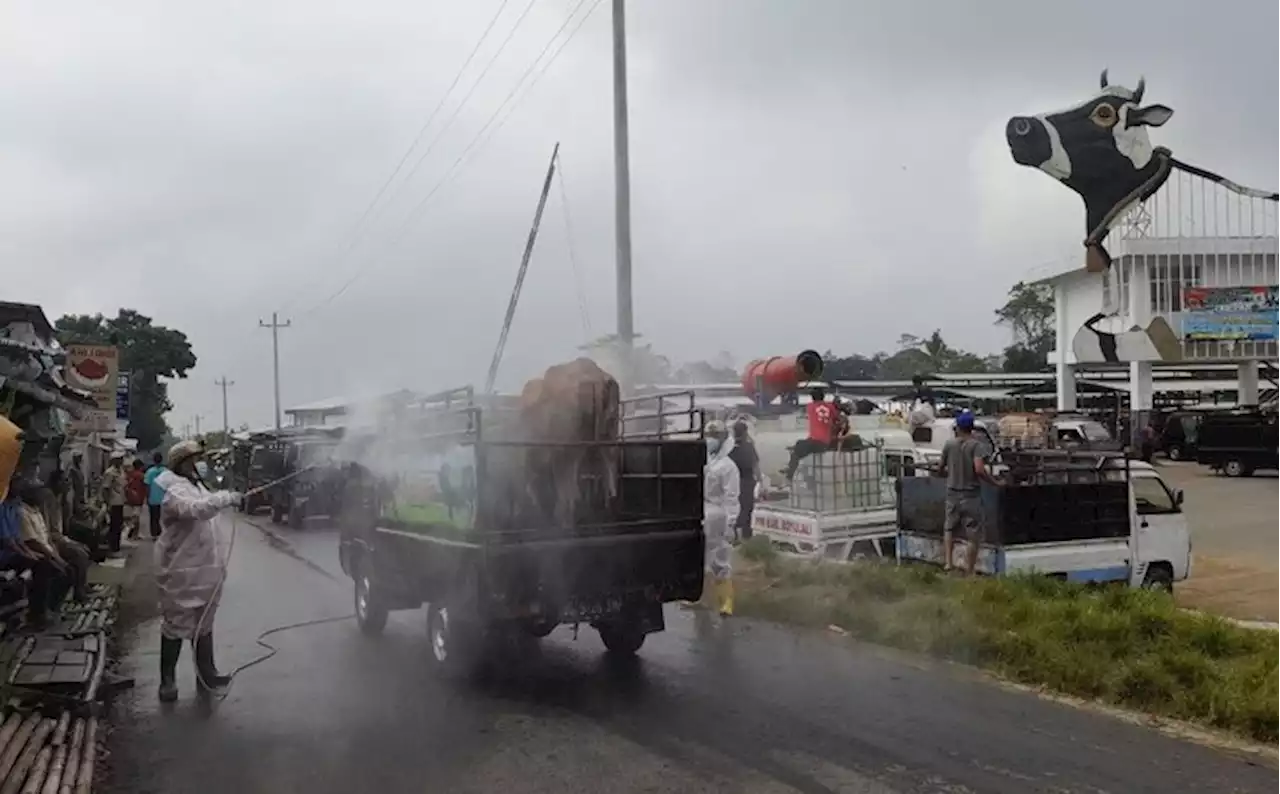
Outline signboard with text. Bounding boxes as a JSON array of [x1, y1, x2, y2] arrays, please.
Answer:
[[116, 373, 131, 421], [1182, 285, 1278, 341], [64, 345, 120, 412]]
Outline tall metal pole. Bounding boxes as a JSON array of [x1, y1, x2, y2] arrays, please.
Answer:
[[215, 376, 235, 437], [194, 414, 202, 437], [259, 312, 292, 430], [611, 0, 634, 352]]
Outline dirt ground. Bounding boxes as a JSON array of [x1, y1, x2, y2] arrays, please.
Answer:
[[1157, 462, 1278, 622]]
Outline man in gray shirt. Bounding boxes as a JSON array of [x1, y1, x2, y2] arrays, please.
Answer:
[[936, 412, 997, 575]]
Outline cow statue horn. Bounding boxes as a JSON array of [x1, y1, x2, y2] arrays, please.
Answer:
[[1133, 76, 1145, 104], [1099, 68, 1109, 89]]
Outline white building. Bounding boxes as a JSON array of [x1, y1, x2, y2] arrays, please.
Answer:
[[1040, 173, 1278, 415]]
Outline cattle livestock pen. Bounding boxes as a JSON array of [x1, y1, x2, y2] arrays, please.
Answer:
[[337, 385, 710, 674]]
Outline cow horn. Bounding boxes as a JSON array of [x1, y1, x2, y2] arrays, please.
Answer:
[[1099, 68, 1109, 89], [1134, 76, 1145, 103]]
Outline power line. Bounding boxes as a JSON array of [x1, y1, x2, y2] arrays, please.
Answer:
[[352, 0, 543, 242], [294, 0, 603, 320], [555, 150, 592, 337], [279, 0, 517, 315]]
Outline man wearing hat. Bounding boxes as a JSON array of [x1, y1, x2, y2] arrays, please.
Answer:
[[101, 451, 127, 552], [153, 439, 242, 701]]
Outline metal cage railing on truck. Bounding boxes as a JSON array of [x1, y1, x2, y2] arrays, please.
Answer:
[[898, 447, 1135, 546], [619, 390, 705, 439], [367, 383, 705, 542]]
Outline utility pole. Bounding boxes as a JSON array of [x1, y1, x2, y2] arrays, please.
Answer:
[[194, 414, 202, 437], [215, 376, 235, 437], [611, 0, 634, 353], [259, 312, 292, 430]]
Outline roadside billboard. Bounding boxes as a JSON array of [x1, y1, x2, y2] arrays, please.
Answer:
[[1182, 285, 1279, 341], [65, 344, 120, 436], [64, 344, 120, 411]]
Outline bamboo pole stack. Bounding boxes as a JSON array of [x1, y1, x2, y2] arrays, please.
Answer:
[[0, 711, 94, 794]]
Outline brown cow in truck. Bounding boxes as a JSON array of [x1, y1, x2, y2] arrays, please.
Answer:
[[515, 357, 622, 530]]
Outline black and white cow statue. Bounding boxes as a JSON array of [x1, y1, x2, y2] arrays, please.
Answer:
[[1006, 70, 1278, 364]]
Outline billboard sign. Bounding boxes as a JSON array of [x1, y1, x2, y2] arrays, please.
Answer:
[[64, 345, 120, 412], [1182, 285, 1278, 341]]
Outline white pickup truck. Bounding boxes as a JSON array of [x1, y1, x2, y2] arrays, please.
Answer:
[[897, 451, 1191, 590]]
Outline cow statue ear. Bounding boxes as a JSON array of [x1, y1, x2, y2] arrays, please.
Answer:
[[1130, 104, 1174, 128]]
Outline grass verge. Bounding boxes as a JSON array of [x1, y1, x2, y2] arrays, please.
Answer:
[[735, 537, 1279, 743]]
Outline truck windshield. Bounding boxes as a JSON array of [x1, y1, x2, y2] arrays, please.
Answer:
[[1080, 422, 1111, 442]]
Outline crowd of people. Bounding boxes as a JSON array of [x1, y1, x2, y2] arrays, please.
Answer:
[[0, 448, 176, 630]]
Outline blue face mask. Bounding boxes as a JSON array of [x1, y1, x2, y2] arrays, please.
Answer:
[[195, 461, 210, 479], [706, 438, 722, 456]]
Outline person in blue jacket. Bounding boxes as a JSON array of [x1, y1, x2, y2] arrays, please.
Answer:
[[143, 452, 168, 539]]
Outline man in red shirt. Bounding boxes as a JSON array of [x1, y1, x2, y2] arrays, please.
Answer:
[[784, 388, 837, 481], [124, 459, 148, 540]]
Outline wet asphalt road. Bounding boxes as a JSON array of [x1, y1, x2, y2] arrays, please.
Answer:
[[103, 519, 1277, 794]]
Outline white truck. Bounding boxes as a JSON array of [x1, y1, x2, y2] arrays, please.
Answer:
[[897, 449, 1191, 590], [748, 416, 916, 561]]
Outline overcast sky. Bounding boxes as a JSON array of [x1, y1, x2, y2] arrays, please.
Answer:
[[4, 0, 1277, 433]]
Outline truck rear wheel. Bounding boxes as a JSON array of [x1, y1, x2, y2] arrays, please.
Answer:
[[271, 503, 284, 524], [1223, 459, 1248, 477], [354, 567, 388, 636], [597, 622, 646, 656], [427, 604, 480, 677]]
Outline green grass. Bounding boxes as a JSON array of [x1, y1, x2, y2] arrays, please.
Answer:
[[733, 542, 1279, 744]]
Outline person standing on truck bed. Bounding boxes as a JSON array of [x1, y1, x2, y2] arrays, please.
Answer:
[[783, 387, 836, 481], [935, 411, 997, 577], [728, 419, 761, 542]]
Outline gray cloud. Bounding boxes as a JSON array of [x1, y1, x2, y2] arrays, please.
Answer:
[[3, 0, 1276, 432]]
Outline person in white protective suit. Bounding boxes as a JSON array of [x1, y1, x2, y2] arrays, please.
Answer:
[[702, 420, 740, 616], [154, 440, 242, 702]]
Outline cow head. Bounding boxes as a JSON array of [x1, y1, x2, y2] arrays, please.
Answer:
[[1006, 70, 1175, 267]]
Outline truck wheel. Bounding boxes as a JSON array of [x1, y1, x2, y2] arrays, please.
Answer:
[[271, 503, 284, 524], [1223, 459, 1247, 478], [354, 567, 388, 636], [427, 604, 479, 676], [1141, 564, 1174, 593], [288, 504, 303, 529], [1166, 444, 1184, 461], [597, 622, 646, 656]]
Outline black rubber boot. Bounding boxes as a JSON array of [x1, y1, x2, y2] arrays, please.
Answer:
[[159, 637, 182, 702], [194, 633, 232, 695]]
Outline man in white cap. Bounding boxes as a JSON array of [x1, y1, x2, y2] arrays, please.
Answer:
[[101, 451, 127, 552], [153, 439, 242, 701]]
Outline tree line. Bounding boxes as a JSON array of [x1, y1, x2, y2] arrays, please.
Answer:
[[820, 281, 1054, 381]]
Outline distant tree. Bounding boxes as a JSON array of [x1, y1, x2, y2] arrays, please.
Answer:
[[56, 309, 197, 451], [995, 281, 1055, 371], [822, 351, 881, 380]]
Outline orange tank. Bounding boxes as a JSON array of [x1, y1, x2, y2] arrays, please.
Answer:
[[741, 351, 824, 402]]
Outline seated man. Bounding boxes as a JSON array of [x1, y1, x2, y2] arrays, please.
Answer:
[[38, 486, 91, 601], [784, 388, 838, 481], [17, 485, 79, 608], [1, 492, 69, 629]]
